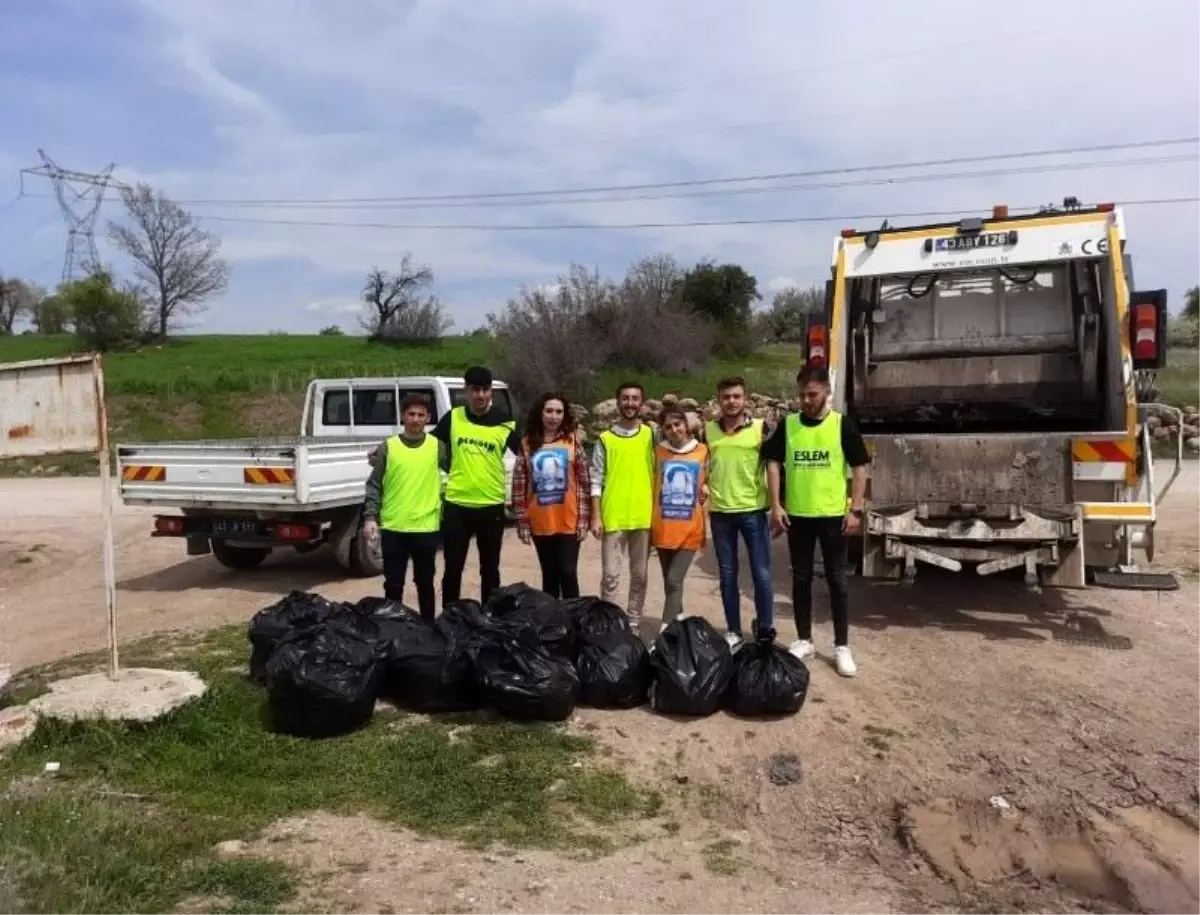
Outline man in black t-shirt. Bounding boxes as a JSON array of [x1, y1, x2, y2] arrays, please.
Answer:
[[432, 366, 522, 605], [764, 365, 870, 677]]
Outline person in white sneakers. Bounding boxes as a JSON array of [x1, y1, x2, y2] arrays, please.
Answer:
[[765, 365, 869, 677]]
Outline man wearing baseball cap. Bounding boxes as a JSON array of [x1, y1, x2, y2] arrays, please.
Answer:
[[432, 365, 520, 606]]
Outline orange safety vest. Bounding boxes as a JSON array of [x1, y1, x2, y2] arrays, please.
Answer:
[[651, 442, 708, 551], [523, 435, 579, 536]]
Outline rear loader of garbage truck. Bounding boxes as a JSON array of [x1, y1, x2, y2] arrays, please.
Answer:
[[804, 201, 1181, 589]]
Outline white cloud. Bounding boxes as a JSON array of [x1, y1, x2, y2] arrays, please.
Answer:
[[305, 298, 361, 316], [767, 275, 800, 293], [5, 0, 1198, 329]]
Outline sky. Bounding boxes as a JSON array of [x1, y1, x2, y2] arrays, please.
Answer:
[[0, 0, 1197, 333]]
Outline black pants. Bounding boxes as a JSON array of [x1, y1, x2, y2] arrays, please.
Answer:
[[787, 516, 850, 647], [380, 530, 439, 621], [532, 534, 581, 599], [441, 502, 506, 607]]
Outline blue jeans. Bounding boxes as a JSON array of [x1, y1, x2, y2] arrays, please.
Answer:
[[709, 510, 774, 635]]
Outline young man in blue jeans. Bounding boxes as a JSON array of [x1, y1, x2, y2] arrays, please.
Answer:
[[703, 376, 775, 650]]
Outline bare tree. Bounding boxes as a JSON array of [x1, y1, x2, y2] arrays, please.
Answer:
[[0, 277, 40, 334], [108, 183, 229, 340], [620, 253, 684, 311], [360, 257, 451, 342], [758, 284, 824, 343]]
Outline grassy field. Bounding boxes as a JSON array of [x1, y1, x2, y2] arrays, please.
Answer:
[[1157, 345, 1200, 410], [0, 628, 661, 913], [0, 334, 804, 457], [0, 333, 803, 401], [0, 334, 1193, 462]]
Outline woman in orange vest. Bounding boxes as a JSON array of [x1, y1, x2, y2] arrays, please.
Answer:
[[514, 393, 592, 598], [652, 406, 708, 631]]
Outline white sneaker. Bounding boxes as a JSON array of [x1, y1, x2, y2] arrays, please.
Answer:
[[724, 632, 744, 652], [834, 645, 857, 678], [788, 639, 815, 662]]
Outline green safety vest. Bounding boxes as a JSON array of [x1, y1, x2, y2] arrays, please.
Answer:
[[380, 435, 442, 532], [445, 406, 515, 507], [783, 411, 848, 518], [600, 425, 655, 532], [705, 418, 768, 513]]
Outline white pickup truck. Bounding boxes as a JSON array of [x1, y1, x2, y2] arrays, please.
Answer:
[[117, 375, 519, 575]]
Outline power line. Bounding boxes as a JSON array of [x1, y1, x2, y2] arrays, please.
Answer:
[[194, 196, 1199, 233], [171, 137, 1200, 205], [181, 153, 1198, 211]]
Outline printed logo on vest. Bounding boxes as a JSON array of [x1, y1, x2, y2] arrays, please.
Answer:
[[660, 460, 699, 520], [791, 448, 831, 468], [532, 447, 569, 505], [456, 435, 499, 453]]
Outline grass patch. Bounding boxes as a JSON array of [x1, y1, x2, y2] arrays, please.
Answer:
[[863, 723, 904, 753], [1157, 347, 1199, 409], [702, 838, 742, 876], [0, 626, 660, 913]]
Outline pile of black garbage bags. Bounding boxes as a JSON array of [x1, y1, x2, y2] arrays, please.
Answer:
[[248, 584, 810, 739]]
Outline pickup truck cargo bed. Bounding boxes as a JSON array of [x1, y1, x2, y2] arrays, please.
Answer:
[[117, 437, 378, 512]]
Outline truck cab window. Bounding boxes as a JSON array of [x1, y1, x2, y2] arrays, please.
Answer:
[[353, 389, 397, 426], [322, 390, 351, 426]]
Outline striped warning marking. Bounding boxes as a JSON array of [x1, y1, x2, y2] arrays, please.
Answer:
[[1081, 502, 1154, 522], [1071, 439, 1135, 463], [243, 466, 295, 485], [122, 465, 166, 482]]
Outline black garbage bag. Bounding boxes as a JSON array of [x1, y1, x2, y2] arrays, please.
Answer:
[[437, 599, 536, 663], [352, 598, 422, 658], [387, 618, 480, 712], [648, 617, 735, 716], [474, 630, 580, 721], [352, 595, 413, 618], [248, 590, 340, 684], [726, 631, 810, 717], [265, 625, 383, 738], [483, 582, 537, 617], [576, 629, 650, 709], [487, 583, 576, 660], [562, 597, 631, 640]]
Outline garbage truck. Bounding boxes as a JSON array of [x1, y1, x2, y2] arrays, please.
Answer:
[[804, 200, 1180, 589]]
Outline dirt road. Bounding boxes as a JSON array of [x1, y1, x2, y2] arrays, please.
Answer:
[[2, 466, 1198, 913]]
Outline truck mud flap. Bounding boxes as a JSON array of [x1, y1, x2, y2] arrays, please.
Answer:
[[1088, 570, 1179, 591]]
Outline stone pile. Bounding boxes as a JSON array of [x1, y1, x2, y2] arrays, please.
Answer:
[[585, 392, 789, 435], [1145, 404, 1200, 452]]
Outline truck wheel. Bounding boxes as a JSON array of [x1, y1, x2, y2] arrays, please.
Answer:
[[211, 540, 271, 570], [347, 532, 383, 578]]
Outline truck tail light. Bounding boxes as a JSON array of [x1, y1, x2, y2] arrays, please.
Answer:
[[273, 523, 313, 542], [1132, 304, 1158, 362], [154, 516, 185, 535], [807, 324, 828, 369], [1129, 289, 1168, 370]]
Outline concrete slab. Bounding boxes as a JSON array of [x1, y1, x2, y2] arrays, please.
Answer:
[[29, 668, 206, 723], [0, 705, 38, 752]]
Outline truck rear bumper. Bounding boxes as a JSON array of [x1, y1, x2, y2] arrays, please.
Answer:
[[865, 506, 1081, 584]]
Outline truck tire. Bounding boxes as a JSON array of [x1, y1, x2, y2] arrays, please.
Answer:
[[211, 540, 271, 571], [347, 531, 384, 578]]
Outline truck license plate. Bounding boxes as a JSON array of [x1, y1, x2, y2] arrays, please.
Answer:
[[211, 519, 259, 536]]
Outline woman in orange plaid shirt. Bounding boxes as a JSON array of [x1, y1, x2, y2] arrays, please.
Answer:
[[513, 393, 591, 599]]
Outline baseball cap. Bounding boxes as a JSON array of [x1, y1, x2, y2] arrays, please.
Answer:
[[464, 366, 493, 388]]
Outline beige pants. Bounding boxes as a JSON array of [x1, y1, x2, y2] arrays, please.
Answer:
[[601, 529, 650, 624]]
